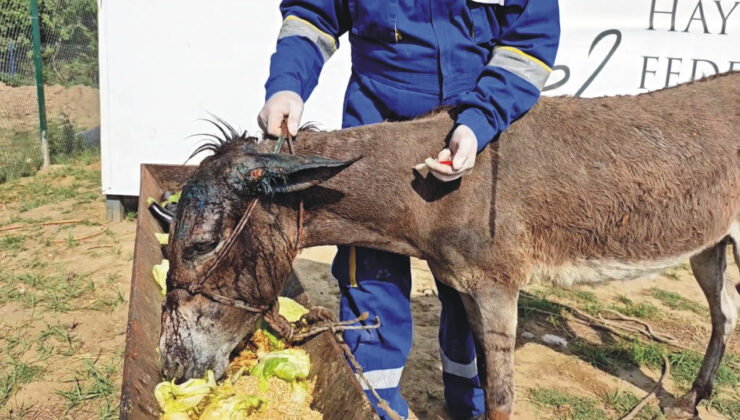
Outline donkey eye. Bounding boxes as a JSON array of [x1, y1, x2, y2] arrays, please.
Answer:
[[184, 240, 219, 258]]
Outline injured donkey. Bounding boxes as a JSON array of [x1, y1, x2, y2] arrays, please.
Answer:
[[160, 72, 740, 419]]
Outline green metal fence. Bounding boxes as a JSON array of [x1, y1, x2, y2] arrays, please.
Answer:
[[0, 0, 99, 182]]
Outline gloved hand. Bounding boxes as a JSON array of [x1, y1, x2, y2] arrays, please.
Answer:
[[257, 90, 304, 137], [425, 124, 477, 182]]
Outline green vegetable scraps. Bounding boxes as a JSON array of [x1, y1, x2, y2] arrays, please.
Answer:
[[162, 191, 182, 207], [277, 296, 309, 323], [249, 348, 310, 383], [199, 392, 264, 420], [155, 370, 217, 415], [156, 232, 169, 245], [153, 259, 169, 295], [249, 348, 311, 403], [156, 298, 321, 419]]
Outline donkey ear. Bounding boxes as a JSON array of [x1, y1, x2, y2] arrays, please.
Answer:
[[238, 153, 360, 194]]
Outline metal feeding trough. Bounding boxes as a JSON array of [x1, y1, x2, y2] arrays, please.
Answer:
[[120, 164, 376, 419]]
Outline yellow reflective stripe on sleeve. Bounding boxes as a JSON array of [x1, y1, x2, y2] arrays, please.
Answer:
[[495, 46, 552, 73], [279, 15, 337, 62], [488, 46, 552, 91], [349, 245, 358, 287]]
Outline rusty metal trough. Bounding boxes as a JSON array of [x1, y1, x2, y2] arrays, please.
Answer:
[[120, 164, 376, 419]]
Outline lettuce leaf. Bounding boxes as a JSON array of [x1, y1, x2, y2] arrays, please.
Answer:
[[155, 370, 216, 414], [162, 191, 182, 207], [249, 348, 310, 383], [161, 412, 191, 420], [277, 296, 309, 323], [152, 259, 169, 295], [258, 325, 285, 352], [198, 394, 264, 420], [155, 232, 169, 245]]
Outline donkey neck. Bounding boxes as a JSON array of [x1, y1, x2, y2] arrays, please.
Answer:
[[282, 111, 476, 258]]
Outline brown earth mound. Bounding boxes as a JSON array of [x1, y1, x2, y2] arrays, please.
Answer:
[[0, 82, 100, 130]]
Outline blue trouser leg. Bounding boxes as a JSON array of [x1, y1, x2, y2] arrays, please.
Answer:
[[332, 246, 413, 419], [337, 74, 481, 419], [437, 279, 486, 418]]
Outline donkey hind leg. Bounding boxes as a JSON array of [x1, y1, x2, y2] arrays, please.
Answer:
[[732, 237, 740, 295], [459, 283, 519, 420], [666, 239, 740, 419]]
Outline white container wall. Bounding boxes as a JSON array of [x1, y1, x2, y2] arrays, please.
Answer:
[[99, 0, 740, 197]]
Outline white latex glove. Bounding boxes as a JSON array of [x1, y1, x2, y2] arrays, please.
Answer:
[[257, 90, 304, 137], [424, 124, 477, 182]]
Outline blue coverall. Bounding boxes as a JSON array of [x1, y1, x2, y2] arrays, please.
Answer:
[[264, 1, 560, 418]]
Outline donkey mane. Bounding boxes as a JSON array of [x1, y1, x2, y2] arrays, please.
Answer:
[[189, 118, 322, 161]]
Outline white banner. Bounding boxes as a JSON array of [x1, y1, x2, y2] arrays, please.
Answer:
[[99, 0, 740, 196], [548, 0, 740, 97]]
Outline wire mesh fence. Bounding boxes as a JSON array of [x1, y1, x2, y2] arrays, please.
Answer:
[[0, 0, 99, 182]]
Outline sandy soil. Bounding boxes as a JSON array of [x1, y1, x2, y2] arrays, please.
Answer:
[[1, 162, 132, 419], [0, 82, 100, 130], [296, 247, 739, 420], [1, 160, 738, 419]]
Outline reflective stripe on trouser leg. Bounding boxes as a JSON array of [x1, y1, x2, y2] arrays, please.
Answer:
[[332, 246, 413, 419], [436, 279, 485, 418]]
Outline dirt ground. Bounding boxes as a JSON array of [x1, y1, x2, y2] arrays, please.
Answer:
[[1, 158, 739, 419], [0, 82, 100, 130]]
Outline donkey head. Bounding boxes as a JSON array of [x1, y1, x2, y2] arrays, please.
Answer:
[[159, 137, 355, 381]]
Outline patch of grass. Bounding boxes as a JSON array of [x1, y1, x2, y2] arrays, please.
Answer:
[[0, 130, 43, 183], [669, 351, 740, 391], [0, 361, 45, 406], [8, 272, 95, 313], [707, 397, 740, 420], [0, 158, 101, 211], [0, 235, 26, 253], [663, 269, 681, 281], [36, 340, 54, 361], [533, 286, 606, 316], [27, 255, 48, 270], [87, 289, 125, 312], [518, 292, 563, 323], [611, 296, 660, 319], [48, 164, 100, 185], [97, 399, 119, 420], [47, 117, 84, 163], [65, 233, 78, 248], [600, 389, 663, 420], [43, 274, 95, 312], [57, 359, 117, 411], [103, 273, 119, 284], [569, 338, 637, 373], [530, 388, 608, 420], [52, 148, 101, 167], [570, 336, 668, 375], [650, 288, 707, 315], [4, 330, 32, 359], [570, 336, 740, 396], [1, 282, 39, 308], [38, 323, 81, 356], [124, 210, 137, 221]]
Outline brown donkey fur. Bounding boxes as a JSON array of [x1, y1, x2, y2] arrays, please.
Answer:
[[160, 72, 740, 419]]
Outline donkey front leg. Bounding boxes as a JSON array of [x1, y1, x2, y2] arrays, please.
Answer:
[[460, 283, 520, 420], [666, 240, 740, 419]]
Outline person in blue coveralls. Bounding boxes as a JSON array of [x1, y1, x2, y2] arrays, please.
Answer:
[[258, 1, 560, 418]]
